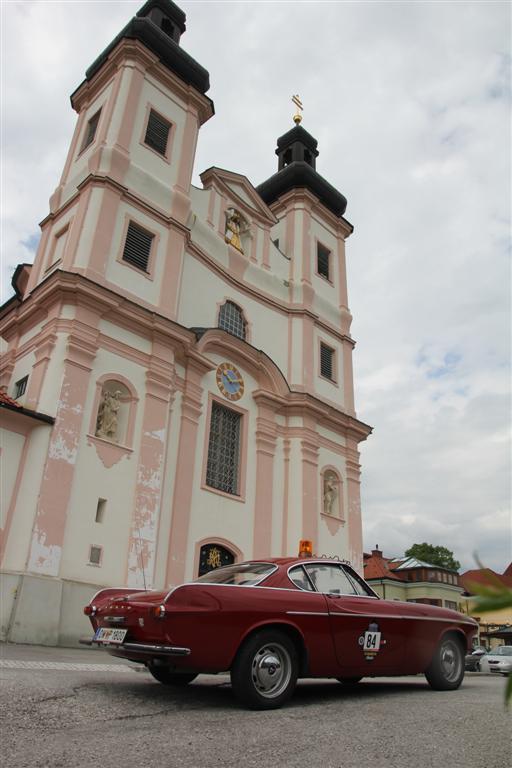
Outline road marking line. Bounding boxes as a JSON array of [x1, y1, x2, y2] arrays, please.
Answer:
[[0, 660, 135, 672]]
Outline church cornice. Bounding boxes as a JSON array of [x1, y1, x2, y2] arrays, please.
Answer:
[[200, 167, 278, 227]]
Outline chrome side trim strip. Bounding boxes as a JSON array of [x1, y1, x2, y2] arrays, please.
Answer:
[[286, 611, 330, 617], [328, 613, 476, 626]]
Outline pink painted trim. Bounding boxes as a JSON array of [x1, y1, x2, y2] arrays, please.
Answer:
[[262, 226, 270, 270], [314, 236, 334, 286], [218, 197, 228, 238], [281, 437, 291, 556], [26, 224, 53, 294], [337, 236, 349, 310], [0, 433, 30, 566], [303, 316, 314, 390], [58, 110, 87, 188], [206, 187, 216, 228], [139, 102, 175, 165], [62, 187, 93, 270], [301, 207, 312, 284], [342, 341, 355, 414], [115, 214, 160, 282], [249, 225, 258, 263], [252, 402, 277, 558], [317, 337, 339, 387], [88, 187, 121, 278], [287, 314, 293, 383], [44, 223, 70, 274], [192, 537, 243, 579], [284, 209, 296, 279], [200, 392, 249, 503]]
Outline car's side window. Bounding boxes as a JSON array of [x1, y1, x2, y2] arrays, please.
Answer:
[[304, 564, 358, 595], [288, 565, 315, 592]]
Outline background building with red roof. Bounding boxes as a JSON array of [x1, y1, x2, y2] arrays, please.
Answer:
[[363, 546, 463, 610]]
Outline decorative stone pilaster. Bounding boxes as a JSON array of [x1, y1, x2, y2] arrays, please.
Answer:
[[26, 324, 98, 576], [346, 439, 363, 574], [24, 329, 58, 411], [126, 349, 175, 589], [165, 353, 215, 586], [252, 395, 278, 557], [300, 417, 320, 545]]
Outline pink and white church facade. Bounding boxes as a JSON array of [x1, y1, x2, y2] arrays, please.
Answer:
[[0, 0, 371, 645]]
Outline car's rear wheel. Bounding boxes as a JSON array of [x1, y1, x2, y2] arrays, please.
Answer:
[[337, 676, 363, 686], [147, 665, 197, 686], [230, 629, 298, 710], [425, 634, 464, 690]]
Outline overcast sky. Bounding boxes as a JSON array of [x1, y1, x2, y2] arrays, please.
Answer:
[[1, 0, 510, 573]]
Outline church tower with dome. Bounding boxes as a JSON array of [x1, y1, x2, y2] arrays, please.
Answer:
[[0, 0, 371, 645]]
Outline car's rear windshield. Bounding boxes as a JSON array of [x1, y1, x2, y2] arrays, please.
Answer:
[[194, 562, 276, 586]]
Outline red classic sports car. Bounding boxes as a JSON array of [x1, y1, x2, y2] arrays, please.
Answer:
[[81, 546, 478, 709]]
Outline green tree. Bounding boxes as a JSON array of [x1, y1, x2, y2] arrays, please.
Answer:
[[404, 542, 461, 571]]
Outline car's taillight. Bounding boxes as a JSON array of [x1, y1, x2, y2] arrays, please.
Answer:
[[153, 604, 166, 619], [84, 605, 97, 616]]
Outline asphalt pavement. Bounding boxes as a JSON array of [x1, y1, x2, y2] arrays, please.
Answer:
[[1, 642, 510, 768]]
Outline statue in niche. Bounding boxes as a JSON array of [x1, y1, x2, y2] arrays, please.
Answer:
[[224, 208, 245, 253], [96, 389, 123, 442], [323, 472, 338, 516]]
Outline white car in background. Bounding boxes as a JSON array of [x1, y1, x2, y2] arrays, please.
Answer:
[[484, 646, 512, 676]]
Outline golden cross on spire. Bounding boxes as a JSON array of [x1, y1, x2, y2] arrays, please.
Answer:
[[292, 94, 303, 125]]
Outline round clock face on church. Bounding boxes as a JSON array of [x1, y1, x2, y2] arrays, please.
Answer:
[[216, 362, 244, 401]]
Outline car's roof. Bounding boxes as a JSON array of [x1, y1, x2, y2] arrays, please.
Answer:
[[248, 557, 351, 568]]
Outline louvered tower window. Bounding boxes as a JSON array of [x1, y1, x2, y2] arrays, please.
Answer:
[[218, 301, 246, 340], [320, 343, 335, 380], [144, 109, 171, 156], [206, 402, 242, 495], [80, 109, 101, 153], [317, 243, 330, 280], [122, 221, 154, 272]]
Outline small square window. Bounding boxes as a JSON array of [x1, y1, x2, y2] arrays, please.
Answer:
[[317, 243, 330, 281], [89, 545, 102, 566], [14, 376, 28, 399], [95, 499, 106, 523], [144, 109, 171, 156], [122, 221, 154, 272], [80, 109, 101, 153], [320, 344, 335, 380]]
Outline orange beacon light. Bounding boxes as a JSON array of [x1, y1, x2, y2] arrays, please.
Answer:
[[298, 540, 313, 558]]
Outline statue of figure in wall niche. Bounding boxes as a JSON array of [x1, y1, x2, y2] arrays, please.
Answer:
[[323, 472, 338, 516], [224, 208, 244, 253], [96, 390, 123, 442]]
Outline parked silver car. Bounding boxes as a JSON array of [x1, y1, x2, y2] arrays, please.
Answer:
[[486, 646, 512, 676]]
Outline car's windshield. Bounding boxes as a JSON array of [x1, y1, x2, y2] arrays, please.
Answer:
[[492, 646, 512, 656], [194, 562, 276, 586]]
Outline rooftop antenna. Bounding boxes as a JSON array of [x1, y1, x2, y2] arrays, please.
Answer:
[[137, 528, 147, 591]]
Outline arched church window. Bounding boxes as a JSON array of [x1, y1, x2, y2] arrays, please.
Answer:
[[94, 379, 133, 445], [198, 543, 235, 576], [218, 301, 247, 340], [322, 468, 343, 519]]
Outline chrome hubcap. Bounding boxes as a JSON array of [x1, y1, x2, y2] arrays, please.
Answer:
[[440, 640, 462, 682], [251, 643, 291, 699]]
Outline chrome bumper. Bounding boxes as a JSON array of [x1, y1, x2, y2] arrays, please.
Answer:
[[79, 636, 191, 656]]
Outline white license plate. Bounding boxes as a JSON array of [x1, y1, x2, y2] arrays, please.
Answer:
[[94, 627, 127, 644]]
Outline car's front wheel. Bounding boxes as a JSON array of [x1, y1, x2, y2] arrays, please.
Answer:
[[230, 629, 298, 710], [425, 634, 464, 690], [147, 665, 197, 686]]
